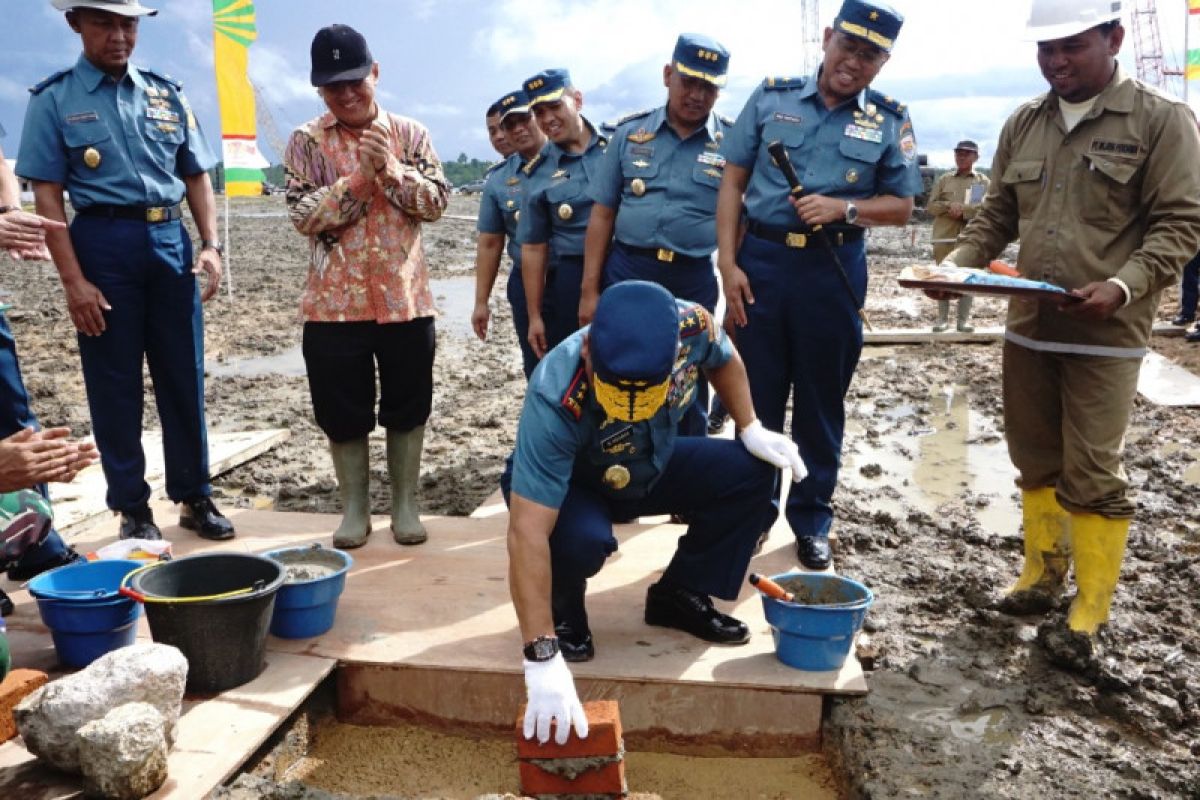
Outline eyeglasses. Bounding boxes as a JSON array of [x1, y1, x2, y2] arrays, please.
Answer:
[[832, 33, 888, 67]]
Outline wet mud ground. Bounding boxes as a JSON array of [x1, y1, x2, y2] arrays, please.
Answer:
[[4, 195, 1199, 798]]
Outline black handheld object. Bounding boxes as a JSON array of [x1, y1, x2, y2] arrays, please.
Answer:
[[767, 140, 804, 197], [764, 140, 873, 330]]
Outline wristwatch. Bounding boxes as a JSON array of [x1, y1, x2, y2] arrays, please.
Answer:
[[200, 239, 224, 256], [844, 201, 860, 225], [523, 635, 560, 662]]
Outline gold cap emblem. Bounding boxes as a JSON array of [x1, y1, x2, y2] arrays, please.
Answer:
[[631, 178, 646, 196], [83, 147, 102, 169], [558, 203, 574, 220], [603, 464, 631, 490]]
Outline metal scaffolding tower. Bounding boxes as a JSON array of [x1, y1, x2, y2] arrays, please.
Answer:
[[801, 0, 821, 75], [1129, 0, 1186, 99]]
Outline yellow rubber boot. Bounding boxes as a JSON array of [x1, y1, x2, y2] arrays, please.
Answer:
[[1066, 513, 1130, 635], [998, 487, 1071, 615]]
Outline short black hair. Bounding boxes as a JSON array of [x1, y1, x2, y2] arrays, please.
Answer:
[[485, 102, 503, 119], [1096, 20, 1121, 35]]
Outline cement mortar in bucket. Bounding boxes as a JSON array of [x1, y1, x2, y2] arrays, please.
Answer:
[[124, 553, 284, 693], [262, 543, 353, 639], [760, 572, 874, 671]]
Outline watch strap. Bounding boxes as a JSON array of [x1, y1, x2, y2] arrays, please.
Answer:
[[523, 635, 560, 662]]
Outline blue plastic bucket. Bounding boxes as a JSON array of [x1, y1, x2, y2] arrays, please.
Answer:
[[760, 572, 874, 671], [28, 560, 143, 668], [262, 545, 352, 639]]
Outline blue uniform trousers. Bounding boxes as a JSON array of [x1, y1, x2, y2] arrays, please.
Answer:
[[0, 316, 71, 571], [1180, 251, 1200, 319], [70, 215, 210, 512], [735, 232, 866, 541], [541, 255, 585, 357], [503, 437, 775, 601], [505, 264, 538, 379], [602, 243, 718, 436]]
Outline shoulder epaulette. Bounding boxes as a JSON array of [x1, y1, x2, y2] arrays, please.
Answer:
[[485, 160, 504, 175], [599, 120, 618, 134], [867, 88, 906, 116], [679, 304, 716, 342], [522, 152, 545, 177], [29, 69, 71, 95], [141, 67, 182, 90], [560, 363, 589, 421], [614, 108, 653, 128], [717, 113, 734, 127], [763, 76, 806, 91]]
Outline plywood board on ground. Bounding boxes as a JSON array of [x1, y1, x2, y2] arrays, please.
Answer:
[[48, 429, 289, 535], [0, 651, 334, 800], [1138, 350, 1200, 406]]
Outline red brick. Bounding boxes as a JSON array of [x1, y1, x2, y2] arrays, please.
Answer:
[[519, 759, 626, 797], [515, 699, 622, 760], [0, 669, 48, 743]]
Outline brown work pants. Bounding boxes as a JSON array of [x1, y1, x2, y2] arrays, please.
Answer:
[[1002, 340, 1141, 518]]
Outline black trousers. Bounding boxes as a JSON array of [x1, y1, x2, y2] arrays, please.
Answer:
[[302, 318, 435, 442]]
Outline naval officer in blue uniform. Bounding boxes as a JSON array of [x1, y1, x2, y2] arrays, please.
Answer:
[[582, 33, 733, 436], [473, 89, 547, 379], [18, 0, 234, 541], [515, 69, 609, 363], [716, 0, 921, 570], [504, 281, 805, 744]]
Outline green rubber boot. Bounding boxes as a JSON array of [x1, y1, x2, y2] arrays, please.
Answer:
[[956, 295, 975, 333], [387, 427, 428, 545], [932, 299, 951, 332], [329, 438, 372, 549]]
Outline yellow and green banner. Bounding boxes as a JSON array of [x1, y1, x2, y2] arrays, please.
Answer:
[[1190, 0, 1200, 80], [213, 0, 268, 196]]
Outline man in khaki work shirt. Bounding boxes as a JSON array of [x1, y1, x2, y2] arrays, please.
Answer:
[[926, 139, 989, 332], [938, 0, 1200, 670]]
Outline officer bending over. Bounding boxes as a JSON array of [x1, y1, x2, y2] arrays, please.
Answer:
[[504, 280, 804, 744]]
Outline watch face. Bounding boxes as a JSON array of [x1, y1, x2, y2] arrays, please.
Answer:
[[526, 636, 559, 661]]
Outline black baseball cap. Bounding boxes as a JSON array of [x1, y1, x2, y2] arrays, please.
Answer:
[[310, 24, 374, 87]]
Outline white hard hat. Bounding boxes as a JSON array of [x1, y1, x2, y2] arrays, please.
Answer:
[[52, 0, 157, 16], [1024, 0, 1122, 42]]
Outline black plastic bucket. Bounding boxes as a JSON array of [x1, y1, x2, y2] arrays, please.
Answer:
[[129, 553, 284, 693]]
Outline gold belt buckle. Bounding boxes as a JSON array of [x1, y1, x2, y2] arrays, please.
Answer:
[[145, 206, 166, 223], [785, 232, 807, 248], [656, 248, 675, 263]]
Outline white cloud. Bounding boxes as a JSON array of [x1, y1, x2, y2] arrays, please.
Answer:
[[408, 102, 464, 117]]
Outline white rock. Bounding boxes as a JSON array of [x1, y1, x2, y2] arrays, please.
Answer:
[[78, 702, 168, 800], [14, 643, 187, 774]]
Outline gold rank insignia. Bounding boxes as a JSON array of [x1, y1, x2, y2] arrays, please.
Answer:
[[83, 147, 102, 168], [704, 168, 722, 179], [506, 177, 519, 186], [631, 178, 646, 196], [705, 141, 720, 150], [714, 131, 724, 143], [870, 10, 879, 20], [603, 464, 631, 490], [846, 168, 859, 184], [632, 159, 650, 169], [558, 203, 573, 220], [865, 102, 877, 116], [628, 129, 656, 144]]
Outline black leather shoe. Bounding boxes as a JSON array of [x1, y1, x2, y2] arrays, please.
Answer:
[[796, 537, 832, 570], [119, 506, 162, 541], [555, 621, 595, 662], [551, 579, 592, 661], [644, 579, 750, 644], [706, 408, 730, 436], [7, 545, 84, 581], [1187, 326, 1200, 343], [179, 497, 235, 541], [1171, 313, 1195, 326]]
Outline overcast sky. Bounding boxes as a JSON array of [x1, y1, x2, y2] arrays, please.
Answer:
[[2, 0, 1197, 170]]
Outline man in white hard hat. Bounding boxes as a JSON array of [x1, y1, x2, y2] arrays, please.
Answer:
[[935, 0, 1200, 669]]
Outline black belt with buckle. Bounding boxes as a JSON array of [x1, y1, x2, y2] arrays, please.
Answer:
[[78, 203, 183, 223], [615, 241, 711, 266], [746, 220, 863, 248]]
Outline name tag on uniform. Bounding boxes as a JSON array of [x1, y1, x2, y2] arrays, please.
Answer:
[[697, 151, 726, 167], [146, 106, 180, 123], [844, 123, 883, 143], [600, 426, 634, 453], [773, 112, 803, 124], [629, 145, 654, 156], [66, 111, 99, 124], [1090, 138, 1139, 157]]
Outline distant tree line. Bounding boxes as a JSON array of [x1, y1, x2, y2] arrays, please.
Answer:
[[442, 152, 500, 188]]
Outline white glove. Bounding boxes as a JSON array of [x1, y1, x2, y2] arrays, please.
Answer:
[[523, 652, 589, 745], [739, 419, 808, 483]]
